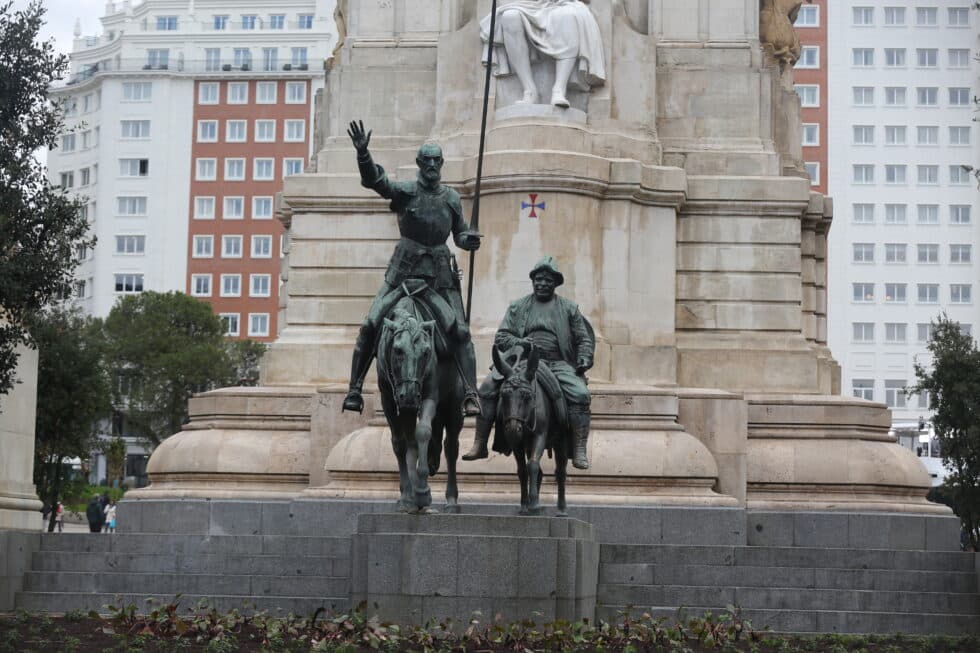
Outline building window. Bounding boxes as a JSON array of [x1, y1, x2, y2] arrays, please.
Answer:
[[290, 47, 308, 66], [949, 88, 970, 106], [81, 131, 91, 149], [853, 204, 874, 224], [917, 244, 939, 263], [261, 48, 278, 72], [254, 158, 275, 181], [220, 314, 240, 337], [246, 313, 269, 338], [852, 48, 874, 67], [226, 120, 247, 143], [191, 274, 212, 297], [950, 205, 972, 225], [197, 120, 218, 143], [119, 158, 149, 177], [115, 235, 145, 255], [253, 197, 274, 219], [951, 284, 972, 304], [852, 87, 874, 106], [884, 7, 905, 25], [853, 125, 874, 145], [884, 87, 906, 107], [915, 48, 938, 67], [269, 14, 285, 29], [797, 46, 819, 68], [122, 82, 152, 101], [114, 273, 144, 293], [74, 280, 86, 298], [852, 7, 874, 25], [884, 126, 906, 145], [885, 323, 907, 343], [917, 283, 939, 304], [116, 196, 147, 216], [222, 235, 242, 258], [801, 123, 819, 146], [884, 165, 906, 184], [950, 166, 971, 185], [223, 196, 245, 220], [250, 274, 271, 297], [255, 120, 276, 142], [916, 165, 938, 185], [198, 82, 219, 104], [213, 15, 228, 30], [917, 205, 939, 225], [121, 120, 150, 139], [794, 84, 819, 107], [884, 243, 907, 263], [795, 5, 818, 26], [853, 323, 875, 343], [960, 324, 973, 338], [146, 48, 169, 68], [257, 81, 277, 104], [220, 274, 241, 297], [284, 158, 304, 177], [196, 158, 217, 181], [884, 283, 906, 303], [853, 283, 874, 303], [916, 87, 938, 106], [950, 244, 972, 264], [916, 7, 938, 26], [228, 82, 249, 104], [252, 235, 273, 258], [853, 165, 874, 184], [853, 379, 874, 401], [948, 49, 970, 68], [917, 323, 934, 343], [884, 48, 906, 67], [885, 380, 906, 409], [853, 243, 874, 263], [233, 48, 252, 69], [193, 235, 213, 258], [225, 158, 245, 181], [948, 7, 970, 26], [156, 15, 177, 30], [916, 126, 939, 145], [78, 168, 90, 186], [286, 81, 307, 103], [241, 15, 257, 30], [949, 126, 971, 146], [205, 48, 221, 71], [298, 14, 314, 29], [285, 120, 306, 142]]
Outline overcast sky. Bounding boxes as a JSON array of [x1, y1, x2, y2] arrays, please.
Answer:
[[10, 0, 108, 56]]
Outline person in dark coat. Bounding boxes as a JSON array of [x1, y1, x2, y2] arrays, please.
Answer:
[[86, 496, 104, 533]]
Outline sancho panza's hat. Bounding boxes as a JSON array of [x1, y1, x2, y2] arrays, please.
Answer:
[[529, 256, 565, 287]]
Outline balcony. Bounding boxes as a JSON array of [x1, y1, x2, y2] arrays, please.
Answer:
[[62, 59, 315, 87]]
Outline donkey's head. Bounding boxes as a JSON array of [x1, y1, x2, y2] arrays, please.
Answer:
[[493, 344, 540, 439], [383, 310, 435, 412]]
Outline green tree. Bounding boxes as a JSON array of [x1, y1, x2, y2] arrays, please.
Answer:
[[0, 0, 94, 398], [911, 314, 980, 549], [29, 307, 111, 531], [103, 436, 126, 487], [102, 291, 263, 445]]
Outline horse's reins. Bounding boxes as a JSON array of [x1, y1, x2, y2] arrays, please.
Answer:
[[384, 293, 434, 415]]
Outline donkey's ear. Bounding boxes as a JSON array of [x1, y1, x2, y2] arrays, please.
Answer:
[[383, 318, 397, 331]]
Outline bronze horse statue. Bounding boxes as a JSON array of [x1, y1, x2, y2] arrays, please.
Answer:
[[492, 344, 569, 516], [377, 292, 464, 513]]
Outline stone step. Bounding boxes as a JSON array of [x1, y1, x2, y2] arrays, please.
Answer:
[[355, 513, 593, 539], [39, 533, 350, 558], [597, 605, 980, 636], [600, 544, 976, 573], [32, 551, 348, 577], [15, 592, 348, 617], [597, 584, 980, 616], [24, 571, 349, 598], [599, 563, 978, 594]]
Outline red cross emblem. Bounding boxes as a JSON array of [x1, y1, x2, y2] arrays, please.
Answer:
[[521, 193, 546, 219]]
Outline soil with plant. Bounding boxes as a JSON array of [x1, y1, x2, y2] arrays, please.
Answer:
[[1, 600, 978, 652]]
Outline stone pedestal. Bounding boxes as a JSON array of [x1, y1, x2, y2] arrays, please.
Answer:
[[0, 345, 43, 530], [350, 513, 598, 626]]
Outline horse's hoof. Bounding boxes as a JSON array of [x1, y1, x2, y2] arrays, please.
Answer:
[[418, 506, 440, 515], [444, 504, 461, 514], [527, 507, 544, 517], [556, 511, 569, 518], [518, 508, 529, 516]]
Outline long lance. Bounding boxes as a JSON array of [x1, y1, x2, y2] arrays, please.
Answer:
[[465, 0, 498, 323]]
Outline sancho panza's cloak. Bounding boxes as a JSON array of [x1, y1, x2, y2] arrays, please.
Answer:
[[480, 0, 606, 90]]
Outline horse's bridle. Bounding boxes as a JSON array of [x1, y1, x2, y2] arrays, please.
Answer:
[[384, 321, 433, 415]]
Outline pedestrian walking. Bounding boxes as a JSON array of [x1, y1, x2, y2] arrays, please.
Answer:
[[85, 496, 103, 533], [104, 499, 117, 534], [54, 501, 64, 533]]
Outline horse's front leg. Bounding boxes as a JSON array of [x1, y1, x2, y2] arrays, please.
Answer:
[[391, 430, 413, 512], [413, 398, 437, 510], [443, 412, 463, 514]]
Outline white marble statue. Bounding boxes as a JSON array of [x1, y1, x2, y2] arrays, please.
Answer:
[[480, 0, 606, 108]]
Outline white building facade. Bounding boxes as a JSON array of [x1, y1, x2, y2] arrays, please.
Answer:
[[825, 1, 979, 477]]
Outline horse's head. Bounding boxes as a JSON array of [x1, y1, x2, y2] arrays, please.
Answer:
[[383, 311, 435, 413], [493, 344, 540, 439]]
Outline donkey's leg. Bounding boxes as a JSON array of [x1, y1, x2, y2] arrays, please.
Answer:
[[526, 431, 547, 516], [515, 449, 530, 515]]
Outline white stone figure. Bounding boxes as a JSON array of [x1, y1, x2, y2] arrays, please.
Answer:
[[480, 0, 606, 108]]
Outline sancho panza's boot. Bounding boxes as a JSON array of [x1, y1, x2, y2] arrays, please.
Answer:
[[569, 406, 591, 470], [342, 322, 376, 414], [462, 395, 496, 460]]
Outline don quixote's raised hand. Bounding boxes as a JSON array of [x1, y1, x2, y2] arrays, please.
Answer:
[[347, 120, 372, 155]]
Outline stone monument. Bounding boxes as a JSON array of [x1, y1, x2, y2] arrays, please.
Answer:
[[132, 0, 941, 519], [0, 344, 43, 530]]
